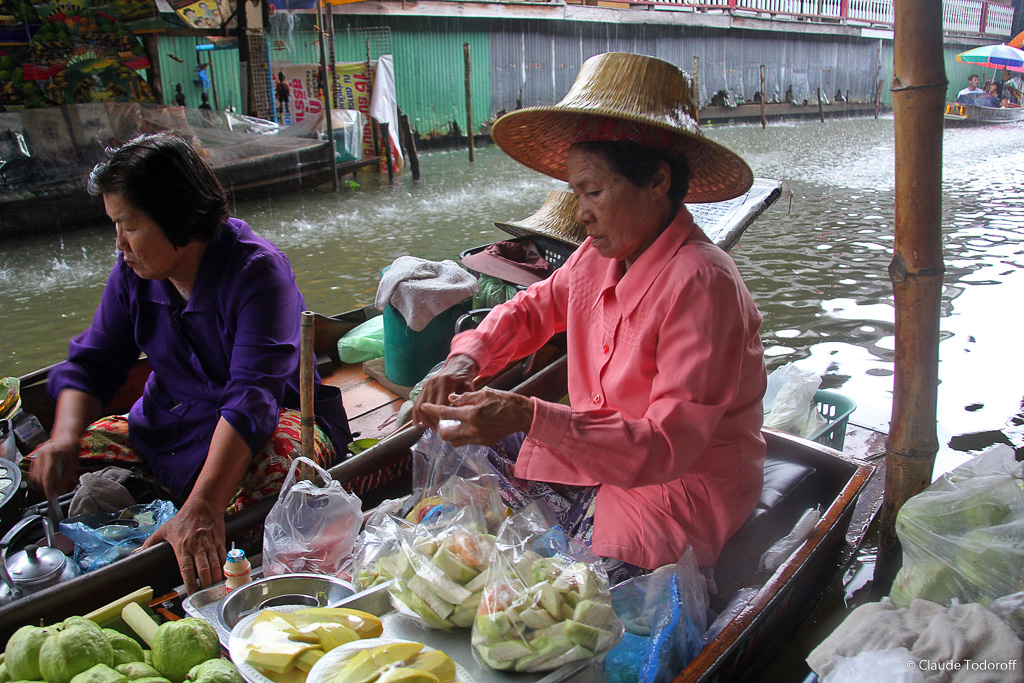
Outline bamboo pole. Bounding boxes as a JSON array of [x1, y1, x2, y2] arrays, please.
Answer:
[[299, 311, 315, 461], [875, 0, 947, 594], [315, 0, 338, 192], [692, 56, 700, 118], [760, 65, 766, 129], [464, 42, 474, 163]]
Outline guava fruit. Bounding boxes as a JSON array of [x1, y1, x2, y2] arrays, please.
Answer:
[[5, 625, 54, 681], [149, 619, 219, 683], [68, 664, 127, 683], [102, 632, 143, 667], [38, 619, 114, 683], [184, 660, 241, 683]]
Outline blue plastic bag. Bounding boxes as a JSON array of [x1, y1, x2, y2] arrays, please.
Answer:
[[604, 547, 709, 683], [59, 500, 177, 572]]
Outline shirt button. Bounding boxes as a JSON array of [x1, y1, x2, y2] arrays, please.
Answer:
[[603, 344, 609, 354], [592, 394, 601, 404]]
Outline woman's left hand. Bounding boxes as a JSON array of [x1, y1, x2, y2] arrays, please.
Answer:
[[417, 387, 534, 447], [141, 496, 225, 594]]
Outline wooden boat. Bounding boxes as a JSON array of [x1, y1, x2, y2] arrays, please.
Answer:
[[0, 180, 828, 681], [943, 101, 1024, 125], [0, 103, 376, 238]]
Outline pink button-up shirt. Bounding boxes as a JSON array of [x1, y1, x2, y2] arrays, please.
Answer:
[[450, 208, 766, 568]]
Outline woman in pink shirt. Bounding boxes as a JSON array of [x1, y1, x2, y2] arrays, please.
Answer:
[[413, 53, 766, 580]]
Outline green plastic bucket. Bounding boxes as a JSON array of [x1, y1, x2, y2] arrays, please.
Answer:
[[382, 301, 469, 386]]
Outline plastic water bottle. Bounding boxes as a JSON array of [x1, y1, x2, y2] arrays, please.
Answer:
[[223, 547, 251, 593]]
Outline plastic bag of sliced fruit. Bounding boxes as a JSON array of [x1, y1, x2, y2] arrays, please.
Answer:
[[471, 504, 624, 673]]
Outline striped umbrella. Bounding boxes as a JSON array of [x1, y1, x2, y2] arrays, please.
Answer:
[[955, 43, 1024, 72]]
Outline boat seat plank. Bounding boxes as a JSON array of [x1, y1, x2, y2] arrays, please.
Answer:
[[713, 456, 821, 600], [346, 403, 403, 442]]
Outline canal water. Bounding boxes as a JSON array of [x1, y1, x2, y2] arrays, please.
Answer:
[[3, 115, 1022, 476]]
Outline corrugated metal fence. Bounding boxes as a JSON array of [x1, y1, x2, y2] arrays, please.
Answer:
[[155, 17, 987, 136]]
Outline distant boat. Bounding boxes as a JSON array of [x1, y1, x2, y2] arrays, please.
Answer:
[[0, 103, 375, 238], [944, 101, 1024, 125]]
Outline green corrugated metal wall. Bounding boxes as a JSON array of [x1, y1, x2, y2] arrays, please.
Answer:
[[156, 35, 243, 112], [264, 17, 491, 137]]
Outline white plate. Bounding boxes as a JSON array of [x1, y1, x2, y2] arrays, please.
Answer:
[[228, 605, 317, 683], [305, 636, 476, 683]]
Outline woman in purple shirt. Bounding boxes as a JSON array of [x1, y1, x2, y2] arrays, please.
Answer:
[[28, 133, 351, 592]]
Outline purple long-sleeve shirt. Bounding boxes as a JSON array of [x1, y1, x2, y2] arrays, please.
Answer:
[[48, 218, 351, 496]]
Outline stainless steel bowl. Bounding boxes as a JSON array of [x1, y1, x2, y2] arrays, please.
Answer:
[[217, 573, 355, 633]]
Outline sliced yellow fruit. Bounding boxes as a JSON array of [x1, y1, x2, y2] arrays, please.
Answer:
[[407, 651, 455, 683], [315, 623, 361, 652], [334, 643, 425, 683], [295, 649, 326, 672], [287, 608, 385, 639], [245, 641, 315, 674], [376, 667, 439, 683]]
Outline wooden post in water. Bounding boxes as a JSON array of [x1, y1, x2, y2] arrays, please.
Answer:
[[875, 0, 947, 594], [400, 113, 421, 181], [817, 87, 824, 122], [692, 56, 700, 120], [315, 0, 338, 191], [760, 65, 766, 129], [876, 79, 884, 119], [380, 121, 394, 185], [464, 42, 474, 162], [299, 311, 315, 460]]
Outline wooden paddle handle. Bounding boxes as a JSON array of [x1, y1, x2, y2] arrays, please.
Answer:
[[300, 310, 315, 460]]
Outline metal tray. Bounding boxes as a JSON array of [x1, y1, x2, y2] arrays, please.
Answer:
[[333, 583, 604, 683], [186, 570, 605, 682]]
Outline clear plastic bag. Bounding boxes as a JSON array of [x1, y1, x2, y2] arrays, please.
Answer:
[[60, 500, 178, 572], [604, 547, 710, 683], [337, 315, 385, 364], [262, 457, 363, 577], [386, 504, 496, 631], [889, 444, 1024, 634], [471, 504, 624, 673], [351, 500, 411, 590], [763, 362, 827, 438], [404, 428, 505, 533]]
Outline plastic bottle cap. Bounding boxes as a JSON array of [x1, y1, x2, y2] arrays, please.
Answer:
[[226, 548, 246, 563]]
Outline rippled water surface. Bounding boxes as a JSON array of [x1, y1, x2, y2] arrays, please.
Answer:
[[3, 116, 1023, 476]]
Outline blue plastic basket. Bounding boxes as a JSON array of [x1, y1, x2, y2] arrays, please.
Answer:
[[807, 389, 856, 451]]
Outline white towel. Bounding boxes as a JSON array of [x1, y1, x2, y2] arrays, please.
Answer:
[[375, 256, 478, 331], [807, 598, 1023, 682]]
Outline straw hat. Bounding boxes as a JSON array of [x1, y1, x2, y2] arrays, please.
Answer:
[[493, 190, 587, 247], [491, 52, 753, 204]]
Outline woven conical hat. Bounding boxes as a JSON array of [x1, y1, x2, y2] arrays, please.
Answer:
[[493, 190, 587, 246], [491, 52, 753, 204]]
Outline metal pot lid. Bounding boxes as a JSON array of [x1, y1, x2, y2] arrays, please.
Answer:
[[7, 543, 67, 586]]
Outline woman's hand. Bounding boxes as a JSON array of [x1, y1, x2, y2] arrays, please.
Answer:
[[411, 355, 479, 430], [28, 439, 80, 499], [142, 496, 225, 594], [417, 387, 534, 447]]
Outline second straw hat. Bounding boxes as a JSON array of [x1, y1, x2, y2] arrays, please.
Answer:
[[491, 52, 753, 204], [493, 190, 587, 247]]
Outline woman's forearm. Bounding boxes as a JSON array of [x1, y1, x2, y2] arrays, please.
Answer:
[[50, 388, 104, 448], [188, 416, 253, 511]]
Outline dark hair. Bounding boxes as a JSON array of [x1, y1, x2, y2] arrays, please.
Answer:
[[88, 133, 228, 247], [571, 140, 691, 213]]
